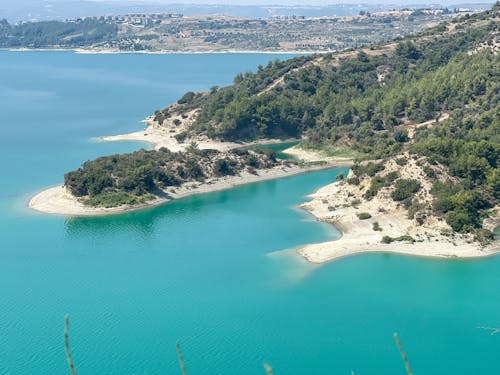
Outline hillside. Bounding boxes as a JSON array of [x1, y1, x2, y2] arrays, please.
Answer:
[[150, 5, 499, 242], [156, 6, 498, 147]]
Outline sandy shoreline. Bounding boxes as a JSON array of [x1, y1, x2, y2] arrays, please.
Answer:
[[2, 47, 317, 55], [28, 163, 338, 217], [99, 127, 239, 152], [282, 144, 354, 164], [297, 175, 500, 264], [100, 118, 304, 153]]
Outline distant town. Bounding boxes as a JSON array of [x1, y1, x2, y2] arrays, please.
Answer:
[[54, 7, 477, 27], [1, 7, 480, 52], [67, 12, 184, 27]]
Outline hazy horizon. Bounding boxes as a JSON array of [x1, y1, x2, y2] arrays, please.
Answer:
[[48, 0, 496, 3], [1, 0, 494, 22]]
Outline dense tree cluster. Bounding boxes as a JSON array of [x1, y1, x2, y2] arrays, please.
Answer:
[[431, 183, 491, 232], [0, 19, 117, 48], [64, 147, 282, 207]]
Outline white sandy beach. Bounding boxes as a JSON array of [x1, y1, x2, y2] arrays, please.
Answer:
[[101, 115, 304, 153], [3, 47, 318, 55], [100, 127, 239, 152], [282, 144, 353, 164]]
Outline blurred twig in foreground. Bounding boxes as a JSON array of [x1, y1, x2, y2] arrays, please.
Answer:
[[64, 314, 78, 375]]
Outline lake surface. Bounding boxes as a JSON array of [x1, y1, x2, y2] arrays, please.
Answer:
[[1, 51, 500, 375]]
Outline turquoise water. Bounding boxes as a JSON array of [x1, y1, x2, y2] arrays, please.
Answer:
[[1, 51, 500, 374]]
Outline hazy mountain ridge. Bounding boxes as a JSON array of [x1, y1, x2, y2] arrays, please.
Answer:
[[2, 1, 493, 22]]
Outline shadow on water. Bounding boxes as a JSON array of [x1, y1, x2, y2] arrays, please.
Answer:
[[63, 186, 257, 240], [63, 168, 344, 244], [63, 195, 204, 238]]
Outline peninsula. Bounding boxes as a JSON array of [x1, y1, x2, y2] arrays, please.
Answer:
[[30, 4, 499, 262], [30, 116, 351, 216]]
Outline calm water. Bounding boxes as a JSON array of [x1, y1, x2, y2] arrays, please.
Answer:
[[1, 51, 500, 375]]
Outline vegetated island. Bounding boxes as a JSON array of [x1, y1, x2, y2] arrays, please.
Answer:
[[31, 4, 499, 262], [29, 144, 343, 216]]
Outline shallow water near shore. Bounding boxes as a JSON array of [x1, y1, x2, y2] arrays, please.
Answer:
[[1, 51, 500, 374]]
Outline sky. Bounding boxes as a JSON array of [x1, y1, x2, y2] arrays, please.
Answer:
[[15, 0, 498, 4], [91, 0, 493, 3]]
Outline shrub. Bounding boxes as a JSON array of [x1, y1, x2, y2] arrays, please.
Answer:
[[381, 235, 393, 244], [394, 129, 409, 143], [357, 212, 372, 220], [245, 154, 259, 167], [373, 222, 382, 231], [366, 162, 385, 176], [246, 166, 257, 175], [395, 157, 408, 166], [391, 179, 421, 201], [474, 229, 494, 247], [214, 158, 233, 176], [364, 171, 399, 199], [232, 148, 249, 156], [432, 185, 490, 232], [396, 235, 416, 243], [352, 162, 384, 177], [381, 235, 415, 244], [423, 165, 436, 178], [84, 192, 154, 208], [445, 210, 475, 232], [347, 176, 360, 185], [175, 132, 188, 143], [185, 159, 204, 179], [351, 198, 361, 207], [177, 91, 195, 104]]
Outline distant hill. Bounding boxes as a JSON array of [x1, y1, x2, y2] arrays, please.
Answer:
[[0, 9, 467, 52], [2, 1, 493, 23]]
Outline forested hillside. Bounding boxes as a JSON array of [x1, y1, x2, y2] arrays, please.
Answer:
[[161, 6, 498, 151], [151, 4, 499, 237]]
